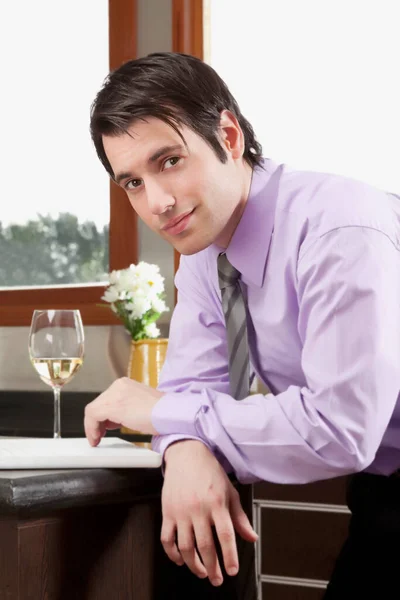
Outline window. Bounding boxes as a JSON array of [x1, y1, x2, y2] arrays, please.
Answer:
[[0, 1, 109, 288], [0, 0, 138, 326]]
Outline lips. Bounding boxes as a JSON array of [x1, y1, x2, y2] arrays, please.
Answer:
[[162, 209, 194, 236]]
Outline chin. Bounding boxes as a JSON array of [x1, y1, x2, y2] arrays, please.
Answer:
[[175, 235, 213, 256]]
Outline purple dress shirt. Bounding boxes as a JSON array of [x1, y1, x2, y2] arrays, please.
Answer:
[[151, 158, 400, 484]]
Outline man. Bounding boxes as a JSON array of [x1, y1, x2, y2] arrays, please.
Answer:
[[86, 52, 400, 597]]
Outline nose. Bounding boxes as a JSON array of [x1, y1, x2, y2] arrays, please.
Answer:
[[146, 180, 176, 215]]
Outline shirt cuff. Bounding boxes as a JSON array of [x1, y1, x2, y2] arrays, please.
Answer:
[[151, 392, 203, 437]]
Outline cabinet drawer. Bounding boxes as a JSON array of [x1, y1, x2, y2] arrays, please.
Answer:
[[260, 506, 349, 581]]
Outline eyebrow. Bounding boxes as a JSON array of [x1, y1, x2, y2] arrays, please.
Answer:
[[114, 144, 184, 185]]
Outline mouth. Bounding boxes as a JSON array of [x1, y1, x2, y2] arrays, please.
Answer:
[[161, 209, 195, 235]]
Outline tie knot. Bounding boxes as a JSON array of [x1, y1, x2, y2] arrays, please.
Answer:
[[217, 253, 241, 290]]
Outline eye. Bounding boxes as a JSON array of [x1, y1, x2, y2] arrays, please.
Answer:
[[125, 178, 142, 191], [163, 156, 180, 170]]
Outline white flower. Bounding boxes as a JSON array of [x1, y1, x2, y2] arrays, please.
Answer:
[[135, 262, 165, 296], [109, 270, 121, 285], [144, 323, 160, 338], [135, 262, 159, 278], [115, 268, 138, 294], [127, 296, 151, 320], [151, 296, 169, 314], [102, 262, 167, 341], [101, 286, 119, 303]]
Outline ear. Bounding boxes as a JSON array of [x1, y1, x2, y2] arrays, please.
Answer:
[[218, 110, 245, 160]]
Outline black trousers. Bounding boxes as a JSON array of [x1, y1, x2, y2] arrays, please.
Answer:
[[324, 471, 400, 599]]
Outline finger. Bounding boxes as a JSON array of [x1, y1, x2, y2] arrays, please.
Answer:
[[160, 519, 184, 566], [84, 406, 121, 446], [192, 518, 223, 586], [213, 512, 239, 577], [94, 420, 121, 443], [84, 398, 106, 445], [84, 414, 110, 446], [176, 522, 208, 579], [84, 413, 104, 446], [230, 489, 259, 542], [103, 419, 121, 430]]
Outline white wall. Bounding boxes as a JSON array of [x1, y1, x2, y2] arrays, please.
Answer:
[[207, 0, 399, 194]]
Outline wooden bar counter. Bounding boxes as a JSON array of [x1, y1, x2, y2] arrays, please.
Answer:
[[0, 465, 256, 600]]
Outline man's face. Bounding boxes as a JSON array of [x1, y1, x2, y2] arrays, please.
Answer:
[[102, 117, 248, 254]]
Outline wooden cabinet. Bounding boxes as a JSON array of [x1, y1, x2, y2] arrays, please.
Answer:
[[0, 467, 256, 600], [253, 478, 350, 599], [0, 503, 159, 599]]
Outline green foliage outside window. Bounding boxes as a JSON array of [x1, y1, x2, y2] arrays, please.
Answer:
[[0, 213, 109, 287]]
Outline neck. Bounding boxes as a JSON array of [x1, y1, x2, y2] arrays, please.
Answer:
[[216, 161, 253, 249]]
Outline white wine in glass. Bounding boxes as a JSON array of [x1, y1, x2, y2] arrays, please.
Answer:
[[29, 310, 85, 438]]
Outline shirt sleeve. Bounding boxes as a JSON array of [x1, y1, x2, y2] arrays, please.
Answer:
[[152, 227, 400, 484], [151, 253, 234, 475]]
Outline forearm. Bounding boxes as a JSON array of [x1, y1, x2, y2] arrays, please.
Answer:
[[152, 375, 399, 485]]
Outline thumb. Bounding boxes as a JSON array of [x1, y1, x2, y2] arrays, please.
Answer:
[[229, 490, 259, 542]]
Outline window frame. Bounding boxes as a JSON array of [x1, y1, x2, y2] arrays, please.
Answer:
[[0, 0, 138, 326]]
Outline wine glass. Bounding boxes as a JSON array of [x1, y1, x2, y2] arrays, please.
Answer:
[[29, 309, 85, 439]]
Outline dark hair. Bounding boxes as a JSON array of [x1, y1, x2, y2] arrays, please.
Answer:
[[90, 52, 263, 178]]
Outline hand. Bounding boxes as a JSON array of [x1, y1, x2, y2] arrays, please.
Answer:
[[84, 377, 164, 445], [161, 440, 258, 586]]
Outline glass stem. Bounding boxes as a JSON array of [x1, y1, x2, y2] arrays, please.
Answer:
[[53, 386, 61, 439]]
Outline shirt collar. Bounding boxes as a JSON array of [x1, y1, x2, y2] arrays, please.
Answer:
[[212, 158, 282, 288]]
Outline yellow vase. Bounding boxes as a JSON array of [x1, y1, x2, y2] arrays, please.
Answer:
[[121, 338, 168, 444]]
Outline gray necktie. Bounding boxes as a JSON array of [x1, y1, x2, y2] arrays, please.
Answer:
[[217, 253, 250, 400]]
